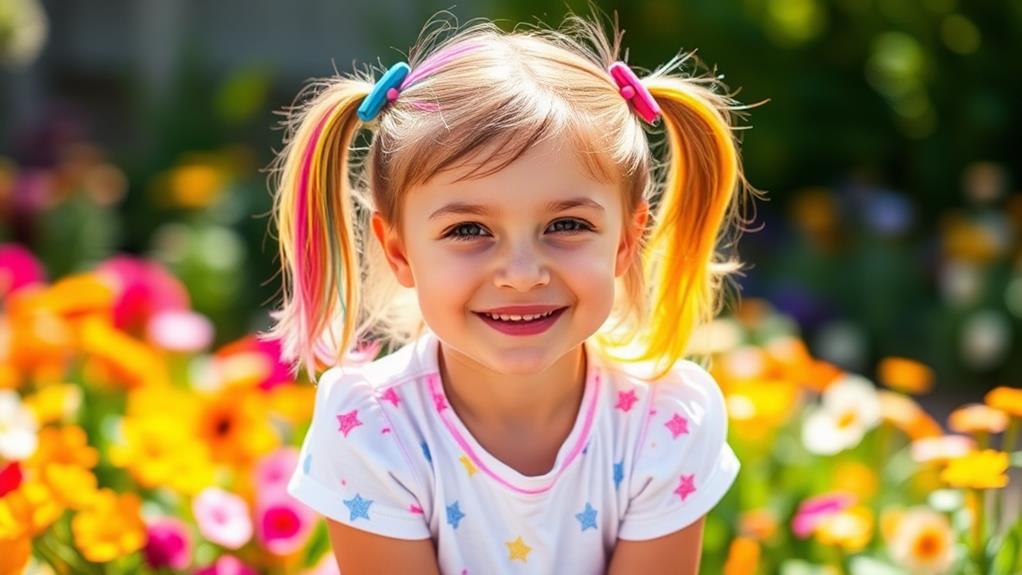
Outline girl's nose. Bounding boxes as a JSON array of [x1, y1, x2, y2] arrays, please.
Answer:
[[493, 246, 550, 292]]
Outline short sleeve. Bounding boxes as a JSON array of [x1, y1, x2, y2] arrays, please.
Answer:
[[617, 360, 740, 540], [286, 366, 431, 540]]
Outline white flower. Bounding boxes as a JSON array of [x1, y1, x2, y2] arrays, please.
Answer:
[[802, 374, 881, 455], [0, 389, 38, 460]]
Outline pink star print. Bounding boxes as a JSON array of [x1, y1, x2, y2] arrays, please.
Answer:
[[615, 389, 638, 412], [380, 387, 401, 407], [433, 392, 449, 412], [336, 409, 363, 437], [410, 504, 423, 514], [381, 427, 391, 434], [665, 413, 690, 438], [674, 473, 696, 502]]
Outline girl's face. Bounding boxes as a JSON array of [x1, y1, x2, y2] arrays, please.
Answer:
[[372, 135, 646, 376]]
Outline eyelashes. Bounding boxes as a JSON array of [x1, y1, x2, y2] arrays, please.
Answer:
[[443, 218, 596, 242]]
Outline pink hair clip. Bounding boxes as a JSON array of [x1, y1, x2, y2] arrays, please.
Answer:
[[608, 62, 661, 125]]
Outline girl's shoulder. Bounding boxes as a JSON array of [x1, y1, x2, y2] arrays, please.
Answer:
[[600, 354, 726, 419]]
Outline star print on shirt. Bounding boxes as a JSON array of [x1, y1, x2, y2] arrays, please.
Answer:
[[575, 503, 598, 531], [665, 413, 690, 438], [447, 501, 466, 529], [380, 387, 401, 407], [675, 473, 697, 502], [421, 441, 432, 463], [506, 536, 533, 562], [459, 454, 478, 477], [336, 409, 363, 437], [613, 461, 624, 491], [615, 389, 638, 412], [302, 452, 312, 474], [343, 494, 373, 521]]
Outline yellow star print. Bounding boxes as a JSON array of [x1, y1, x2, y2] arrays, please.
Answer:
[[459, 454, 478, 477], [506, 536, 532, 562]]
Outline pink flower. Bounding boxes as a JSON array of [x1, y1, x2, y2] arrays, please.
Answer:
[[218, 335, 294, 390], [0, 243, 45, 297], [192, 487, 253, 550], [143, 516, 192, 570], [792, 492, 856, 539], [194, 554, 258, 575], [96, 255, 190, 335], [255, 492, 316, 556], [146, 309, 215, 352], [255, 447, 299, 496]]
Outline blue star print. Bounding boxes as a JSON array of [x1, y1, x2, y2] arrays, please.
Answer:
[[447, 501, 466, 529], [344, 494, 373, 521], [421, 441, 432, 463], [575, 503, 598, 531], [613, 461, 624, 491], [302, 452, 312, 474]]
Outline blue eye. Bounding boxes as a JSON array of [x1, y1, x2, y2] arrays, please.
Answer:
[[549, 218, 594, 233]]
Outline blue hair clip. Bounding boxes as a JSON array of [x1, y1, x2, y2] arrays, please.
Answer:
[[357, 62, 410, 122]]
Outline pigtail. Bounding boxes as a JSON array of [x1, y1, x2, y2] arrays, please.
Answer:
[[627, 65, 752, 380], [260, 78, 373, 383]]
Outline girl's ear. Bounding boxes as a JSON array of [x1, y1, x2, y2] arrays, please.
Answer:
[[371, 211, 416, 288], [615, 200, 649, 277]]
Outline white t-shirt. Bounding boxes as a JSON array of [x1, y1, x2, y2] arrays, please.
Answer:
[[287, 328, 740, 574]]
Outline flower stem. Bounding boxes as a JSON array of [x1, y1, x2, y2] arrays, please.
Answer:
[[972, 488, 987, 574]]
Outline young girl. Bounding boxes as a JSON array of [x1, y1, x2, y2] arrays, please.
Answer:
[[270, 11, 755, 575]]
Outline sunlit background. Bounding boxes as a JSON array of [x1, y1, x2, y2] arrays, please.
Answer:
[[1, 0, 1020, 573]]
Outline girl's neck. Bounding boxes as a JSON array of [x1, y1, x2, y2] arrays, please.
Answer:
[[436, 341, 587, 433]]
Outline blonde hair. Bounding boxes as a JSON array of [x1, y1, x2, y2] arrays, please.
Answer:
[[262, 10, 761, 384]]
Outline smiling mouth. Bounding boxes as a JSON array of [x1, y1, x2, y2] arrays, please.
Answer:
[[476, 308, 565, 323]]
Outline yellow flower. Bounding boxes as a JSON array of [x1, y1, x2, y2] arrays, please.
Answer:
[[167, 162, 225, 209], [887, 507, 955, 574], [41, 462, 99, 510], [726, 378, 801, 441], [877, 356, 934, 395], [985, 386, 1022, 418], [815, 505, 874, 552], [948, 404, 1008, 434], [22, 382, 82, 424], [38, 274, 115, 319], [723, 536, 760, 575], [71, 488, 146, 563], [266, 383, 316, 427], [940, 449, 1009, 489], [832, 460, 878, 501], [108, 414, 215, 495]]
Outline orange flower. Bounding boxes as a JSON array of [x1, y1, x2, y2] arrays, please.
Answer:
[[880, 391, 943, 440], [79, 316, 169, 388], [948, 404, 1008, 434], [888, 507, 955, 573], [941, 449, 1009, 489], [0, 533, 31, 575], [739, 509, 779, 541], [723, 536, 760, 575], [985, 386, 1022, 418], [198, 384, 280, 468], [38, 273, 116, 320], [878, 357, 934, 395], [27, 425, 100, 470], [796, 360, 844, 393]]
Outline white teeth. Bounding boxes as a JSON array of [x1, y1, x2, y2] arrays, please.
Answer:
[[483, 309, 557, 322]]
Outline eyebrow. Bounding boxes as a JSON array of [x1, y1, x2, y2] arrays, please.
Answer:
[[428, 196, 606, 221]]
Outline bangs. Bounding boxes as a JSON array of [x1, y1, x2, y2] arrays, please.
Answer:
[[395, 95, 620, 190]]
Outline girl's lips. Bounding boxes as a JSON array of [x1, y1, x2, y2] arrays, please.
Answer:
[[474, 307, 567, 336]]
